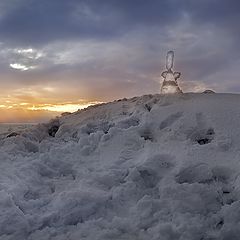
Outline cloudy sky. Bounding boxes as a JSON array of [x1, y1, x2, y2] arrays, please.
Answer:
[[0, 0, 239, 122]]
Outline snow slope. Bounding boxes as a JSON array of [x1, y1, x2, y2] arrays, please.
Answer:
[[0, 124, 35, 135], [1, 93, 240, 240]]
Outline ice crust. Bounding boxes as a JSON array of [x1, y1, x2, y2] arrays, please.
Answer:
[[0, 93, 240, 240]]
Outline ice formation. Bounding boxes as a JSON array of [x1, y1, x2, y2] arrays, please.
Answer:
[[1, 93, 240, 240], [161, 51, 182, 94]]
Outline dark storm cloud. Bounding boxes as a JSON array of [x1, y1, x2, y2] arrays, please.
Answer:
[[0, 0, 239, 46], [0, 0, 240, 97], [0, 0, 187, 46]]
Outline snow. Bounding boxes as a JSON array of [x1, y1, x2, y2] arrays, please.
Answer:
[[1, 93, 240, 239], [0, 124, 34, 135]]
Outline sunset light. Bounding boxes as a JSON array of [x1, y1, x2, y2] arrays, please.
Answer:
[[0, 85, 102, 122], [0, 98, 102, 122], [28, 101, 103, 113]]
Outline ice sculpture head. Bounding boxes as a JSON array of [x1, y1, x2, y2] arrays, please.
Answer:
[[161, 51, 182, 94]]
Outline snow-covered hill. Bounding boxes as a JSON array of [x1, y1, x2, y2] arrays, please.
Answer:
[[1, 93, 240, 240]]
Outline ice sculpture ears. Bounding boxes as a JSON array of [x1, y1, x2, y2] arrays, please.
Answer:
[[166, 51, 174, 70]]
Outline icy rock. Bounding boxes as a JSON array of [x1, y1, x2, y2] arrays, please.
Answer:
[[47, 119, 60, 137], [203, 89, 215, 93], [6, 132, 20, 138]]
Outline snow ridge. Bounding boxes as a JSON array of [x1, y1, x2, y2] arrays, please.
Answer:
[[0, 93, 240, 240]]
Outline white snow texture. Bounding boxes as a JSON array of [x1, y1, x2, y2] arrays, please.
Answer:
[[0, 93, 240, 240]]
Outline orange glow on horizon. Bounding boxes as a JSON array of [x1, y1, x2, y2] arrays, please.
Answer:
[[0, 99, 102, 123], [0, 101, 103, 123], [0, 86, 104, 122], [28, 101, 103, 112]]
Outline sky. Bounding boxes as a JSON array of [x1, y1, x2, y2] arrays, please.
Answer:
[[0, 0, 240, 122]]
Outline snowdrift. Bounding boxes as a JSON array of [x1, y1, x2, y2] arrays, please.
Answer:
[[1, 93, 240, 240]]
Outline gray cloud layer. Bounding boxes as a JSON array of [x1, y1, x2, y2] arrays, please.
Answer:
[[0, 0, 240, 100]]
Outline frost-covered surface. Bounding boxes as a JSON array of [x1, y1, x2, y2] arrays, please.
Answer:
[[1, 93, 240, 240], [0, 124, 35, 135]]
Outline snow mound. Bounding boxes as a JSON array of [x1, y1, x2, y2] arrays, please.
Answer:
[[1, 93, 240, 240]]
